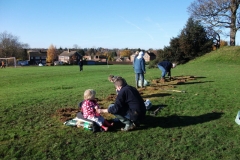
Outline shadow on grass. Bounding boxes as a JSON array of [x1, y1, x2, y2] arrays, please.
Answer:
[[194, 76, 207, 79], [142, 93, 171, 99], [175, 81, 214, 85], [141, 111, 224, 129], [174, 75, 207, 79], [108, 111, 224, 132]]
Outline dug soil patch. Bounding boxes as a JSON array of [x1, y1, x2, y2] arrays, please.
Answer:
[[56, 75, 199, 122]]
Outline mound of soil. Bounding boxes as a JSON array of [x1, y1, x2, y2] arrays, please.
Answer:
[[56, 108, 79, 122], [106, 94, 117, 101]]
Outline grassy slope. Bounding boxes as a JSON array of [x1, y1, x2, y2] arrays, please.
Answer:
[[131, 46, 240, 159], [0, 46, 240, 159], [164, 47, 240, 159]]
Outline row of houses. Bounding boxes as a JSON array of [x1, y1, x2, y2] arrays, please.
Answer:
[[26, 49, 156, 65]]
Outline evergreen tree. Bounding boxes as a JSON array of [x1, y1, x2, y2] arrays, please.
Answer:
[[164, 18, 213, 64], [178, 18, 212, 61]]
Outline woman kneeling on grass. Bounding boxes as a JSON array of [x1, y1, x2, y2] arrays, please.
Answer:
[[81, 89, 113, 131]]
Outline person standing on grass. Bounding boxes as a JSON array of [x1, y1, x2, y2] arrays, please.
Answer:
[[1, 61, 6, 68], [81, 89, 113, 131], [78, 59, 83, 71], [157, 60, 176, 82], [133, 51, 146, 88], [132, 51, 139, 67], [98, 77, 146, 131]]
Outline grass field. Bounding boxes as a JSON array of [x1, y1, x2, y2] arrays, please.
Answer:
[[1, 46, 240, 159]]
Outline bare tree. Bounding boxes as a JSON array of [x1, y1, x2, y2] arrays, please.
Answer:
[[206, 27, 222, 48], [0, 31, 29, 58], [188, 0, 240, 46], [73, 44, 79, 49]]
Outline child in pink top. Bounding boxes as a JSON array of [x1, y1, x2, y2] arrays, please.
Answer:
[[81, 89, 113, 131]]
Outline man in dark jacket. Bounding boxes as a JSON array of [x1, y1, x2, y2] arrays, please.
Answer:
[[98, 77, 146, 131], [78, 59, 83, 71], [157, 61, 176, 82]]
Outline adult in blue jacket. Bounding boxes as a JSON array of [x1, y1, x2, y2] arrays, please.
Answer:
[[98, 77, 146, 131], [157, 61, 176, 82], [133, 51, 146, 88]]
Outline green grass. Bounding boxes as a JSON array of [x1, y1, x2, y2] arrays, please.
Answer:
[[1, 46, 240, 159]]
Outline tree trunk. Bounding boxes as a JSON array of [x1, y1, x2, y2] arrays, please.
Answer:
[[230, 0, 238, 46], [230, 28, 236, 46]]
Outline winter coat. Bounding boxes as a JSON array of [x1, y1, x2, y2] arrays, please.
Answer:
[[134, 52, 145, 74], [158, 61, 172, 72], [108, 84, 146, 122]]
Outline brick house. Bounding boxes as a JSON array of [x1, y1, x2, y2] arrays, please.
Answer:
[[130, 51, 156, 62], [58, 50, 82, 64], [143, 51, 156, 61], [83, 55, 107, 62]]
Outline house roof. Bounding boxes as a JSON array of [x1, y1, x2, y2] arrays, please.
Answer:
[[99, 55, 107, 59], [146, 52, 156, 57], [28, 51, 46, 57], [59, 51, 79, 56], [130, 52, 156, 57]]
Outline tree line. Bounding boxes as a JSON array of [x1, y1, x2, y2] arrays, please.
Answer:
[[0, 0, 238, 65]]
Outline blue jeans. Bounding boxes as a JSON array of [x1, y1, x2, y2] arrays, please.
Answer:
[[135, 73, 144, 85], [157, 65, 166, 78], [108, 104, 131, 125]]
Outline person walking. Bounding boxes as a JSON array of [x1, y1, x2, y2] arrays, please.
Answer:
[[133, 51, 146, 88], [157, 60, 176, 82], [78, 59, 83, 71], [98, 77, 146, 131]]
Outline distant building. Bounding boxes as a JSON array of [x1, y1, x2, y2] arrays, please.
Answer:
[[58, 50, 82, 64], [130, 51, 156, 62], [28, 50, 47, 65], [95, 55, 107, 62], [83, 55, 107, 62], [143, 51, 156, 62], [116, 57, 131, 62]]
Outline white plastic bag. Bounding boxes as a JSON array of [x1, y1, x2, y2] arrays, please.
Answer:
[[235, 111, 240, 125], [144, 99, 152, 110], [138, 79, 149, 87]]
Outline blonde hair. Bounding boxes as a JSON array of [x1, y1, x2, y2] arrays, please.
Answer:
[[84, 89, 96, 100]]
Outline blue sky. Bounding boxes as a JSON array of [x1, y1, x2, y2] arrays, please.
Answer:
[[0, 0, 237, 50]]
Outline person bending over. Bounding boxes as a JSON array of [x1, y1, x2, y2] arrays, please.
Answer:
[[157, 60, 176, 82]]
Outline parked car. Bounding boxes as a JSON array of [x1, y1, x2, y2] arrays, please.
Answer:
[[20, 62, 29, 66], [54, 61, 63, 66]]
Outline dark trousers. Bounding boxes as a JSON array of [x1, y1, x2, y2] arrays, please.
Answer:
[[79, 66, 83, 71], [108, 104, 132, 126]]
